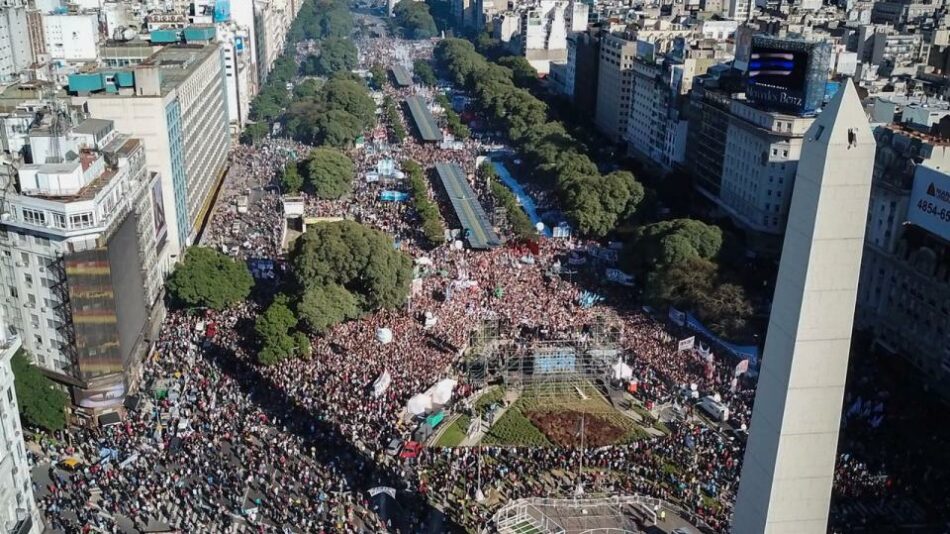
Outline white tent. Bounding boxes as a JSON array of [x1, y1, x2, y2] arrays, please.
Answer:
[[376, 327, 393, 344], [612, 361, 633, 381], [407, 394, 432, 415], [431, 379, 457, 405]]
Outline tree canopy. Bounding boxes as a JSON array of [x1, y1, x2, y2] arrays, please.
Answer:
[[11, 351, 69, 431], [301, 38, 358, 76], [413, 59, 438, 86], [304, 147, 354, 199], [393, 0, 438, 39], [289, 221, 413, 323], [256, 295, 310, 366], [166, 247, 253, 310], [280, 161, 303, 194], [284, 77, 375, 147], [623, 219, 751, 337]]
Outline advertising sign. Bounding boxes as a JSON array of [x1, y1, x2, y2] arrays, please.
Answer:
[[213, 0, 230, 22], [746, 36, 830, 115], [908, 165, 950, 241]]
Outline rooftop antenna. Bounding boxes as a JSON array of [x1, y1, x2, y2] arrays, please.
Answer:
[[43, 85, 71, 164]]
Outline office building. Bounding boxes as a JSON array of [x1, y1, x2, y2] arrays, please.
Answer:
[[728, 0, 754, 22], [254, 0, 290, 82], [68, 41, 231, 259], [0, 117, 166, 408], [0, 314, 41, 534], [734, 80, 876, 534]]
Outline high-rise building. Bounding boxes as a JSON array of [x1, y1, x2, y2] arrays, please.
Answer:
[[728, 0, 754, 22], [0, 0, 33, 85], [41, 12, 99, 62], [734, 80, 876, 533], [68, 41, 231, 260], [0, 117, 166, 408], [595, 33, 638, 143], [0, 313, 42, 534]]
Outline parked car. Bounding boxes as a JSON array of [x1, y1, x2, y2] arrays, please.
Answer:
[[399, 441, 422, 459], [384, 438, 403, 456]]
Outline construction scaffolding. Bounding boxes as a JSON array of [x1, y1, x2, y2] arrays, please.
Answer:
[[464, 316, 622, 400]]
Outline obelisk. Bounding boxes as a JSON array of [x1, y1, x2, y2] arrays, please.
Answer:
[[733, 80, 876, 534]]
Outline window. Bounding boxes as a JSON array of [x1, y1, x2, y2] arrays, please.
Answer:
[[34, 335, 42, 347], [22, 208, 45, 226], [69, 212, 94, 229], [53, 213, 66, 229]]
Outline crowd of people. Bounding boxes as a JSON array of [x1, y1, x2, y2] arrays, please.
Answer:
[[32, 31, 925, 534]]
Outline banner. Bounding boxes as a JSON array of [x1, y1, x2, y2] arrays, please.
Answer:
[[668, 307, 686, 327], [678, 336, 696, 352], [734, 359, 749, 377], [372, 371, 392, 398], [369, 486, 397, 499], [684, 312, 760, 367]]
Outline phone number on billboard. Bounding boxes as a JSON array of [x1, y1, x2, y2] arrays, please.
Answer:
[[916, 199, 950, 222]]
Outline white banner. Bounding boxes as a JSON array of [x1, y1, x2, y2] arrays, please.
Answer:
[[372, 371, 392, 398], [369, 486, 397, 499], [678, 336, 696, 352]]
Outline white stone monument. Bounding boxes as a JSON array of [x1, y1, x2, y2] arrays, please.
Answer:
[[733, 80, 876, 534]]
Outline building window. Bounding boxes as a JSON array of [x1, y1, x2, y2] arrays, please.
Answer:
[[22, 208, 45, 226], [53, 213, 67, 229], [69, 212, 94, 229]]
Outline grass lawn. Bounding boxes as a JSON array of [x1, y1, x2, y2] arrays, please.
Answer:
[[435, 415, 470, 447]]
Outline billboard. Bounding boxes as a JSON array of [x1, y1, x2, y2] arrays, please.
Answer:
[[213, 0, 230, 22], [746, 36, 830, 115], [908, 165, 950, 241]]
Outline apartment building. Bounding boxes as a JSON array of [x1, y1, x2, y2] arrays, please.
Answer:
[[0, 118, 165, 407]]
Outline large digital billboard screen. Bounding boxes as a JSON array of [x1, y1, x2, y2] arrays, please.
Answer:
[[745, 37, 830, 115], [908, 165, 950, 242]]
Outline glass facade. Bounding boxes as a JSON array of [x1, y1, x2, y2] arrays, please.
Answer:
[[165, 99, 189, 247]]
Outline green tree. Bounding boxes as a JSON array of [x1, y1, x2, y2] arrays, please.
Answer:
[[280, 162, 303, 194], [497, 56, 538, 88], [11, 351, 68, 431], [289, 220, 412, 312], [240, 122, 268, 145], [320, 77, 377, 129], [394, 0, 438, 39], [624, 219, 723, 273], [304, 148, 354, 199], [298, 283, 361, 334], [167, 247, 253, 309], [370, 63, 388, 90], [310, 38, 358, 76], [413, 59, 438, 86], [255, 295, 299, 365]]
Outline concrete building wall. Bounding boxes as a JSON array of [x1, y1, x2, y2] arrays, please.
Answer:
[[0, 3, 33, 84], [595, 33, 637, 143]]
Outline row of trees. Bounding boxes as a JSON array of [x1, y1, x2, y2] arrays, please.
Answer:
[[405, 160, 446, 247], [479, 162, 535, 240], [434, 39, 644, 238], [393, 0, 438, 39], [434, 93, 470, 138], [383, 96, 407, 143], [280, 147, 355, 199], [243, 0, 354, 144], [257, 222, 414, 365]]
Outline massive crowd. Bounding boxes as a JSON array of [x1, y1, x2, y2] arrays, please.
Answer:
[[32, 33, 927, 534]]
